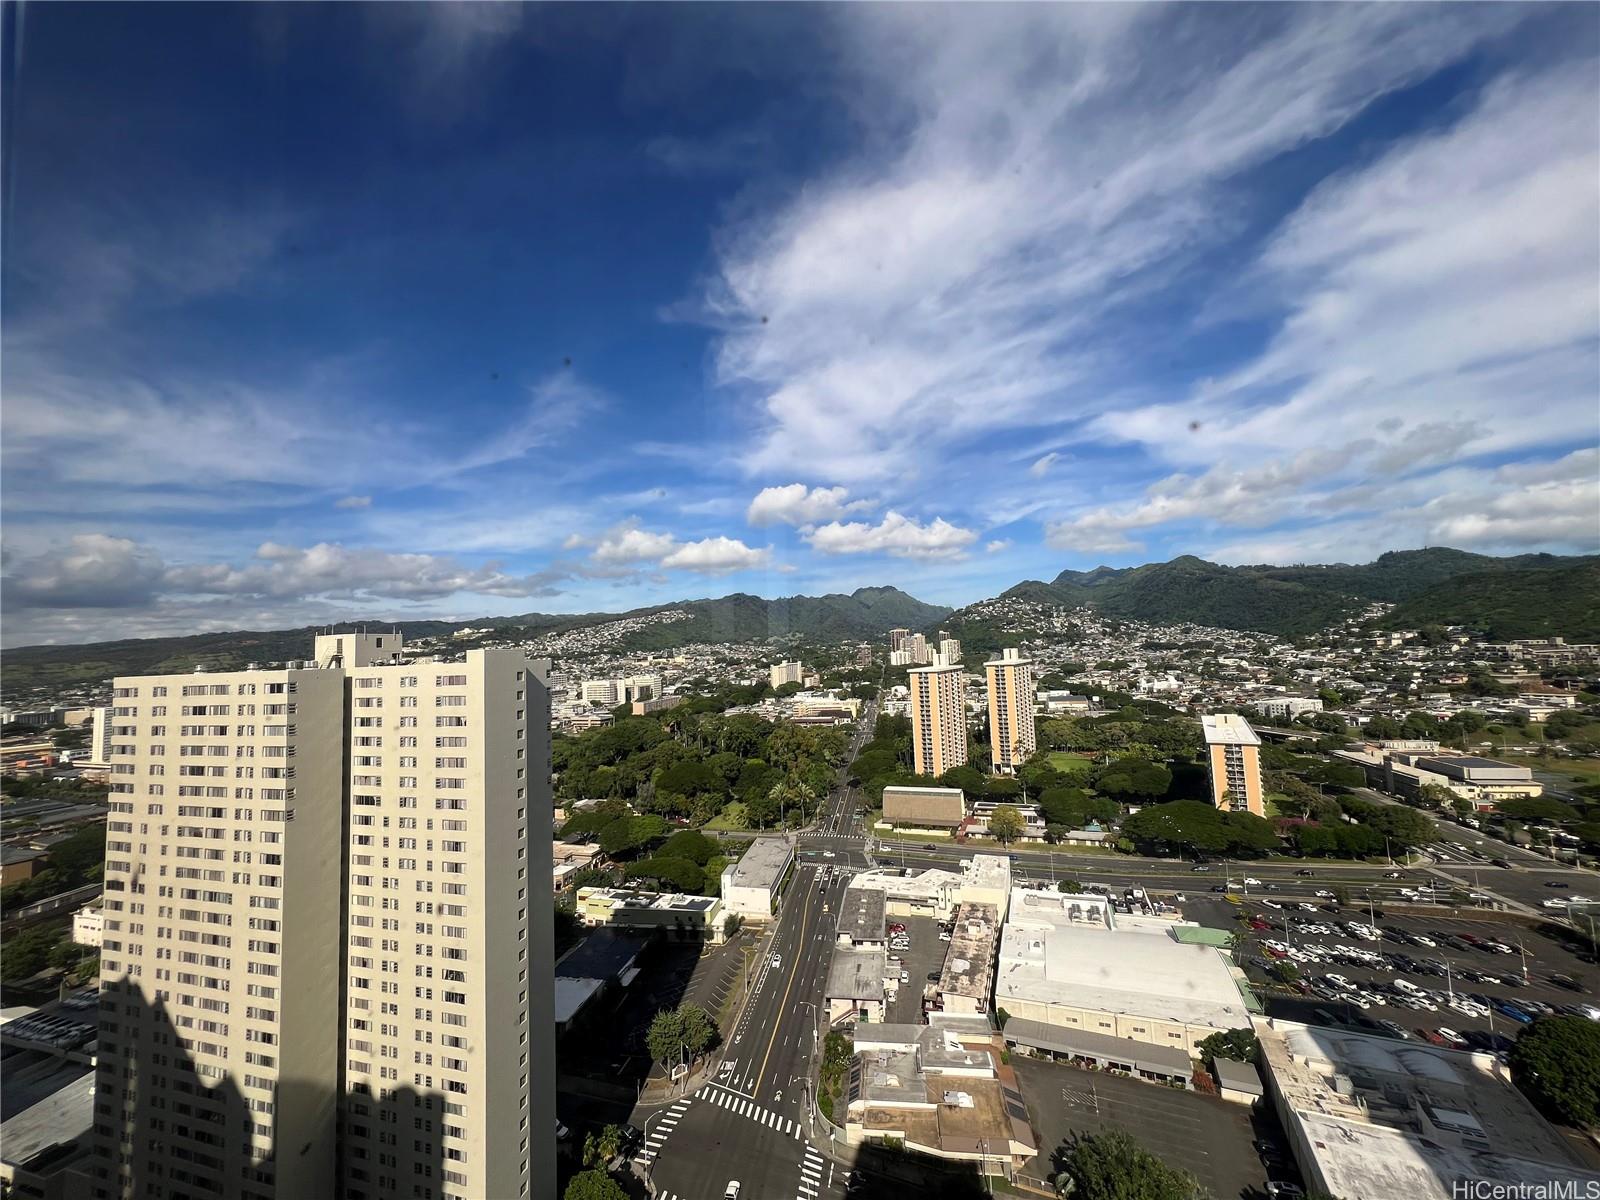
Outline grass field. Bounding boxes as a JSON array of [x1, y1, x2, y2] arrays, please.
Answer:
[[1046, 752, 1094, 778], [703, 801, 748, 831], [1506, 754, 1600, 784]]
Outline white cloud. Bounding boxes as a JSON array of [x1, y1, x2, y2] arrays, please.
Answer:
[[660, 536, 771, 574], [335, 495, 372, 509], [1028, 453, 1060, 478], [590, 525, 680, 565], [746, 483, 872, 527], [586, 522, 770, 575], [985, 539, 1012, 554], [805, 511, 978, 560]]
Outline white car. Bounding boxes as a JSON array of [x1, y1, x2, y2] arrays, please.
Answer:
[[1315, 890, 1335, 899], [725, 1183, 742, 1200], [1243, 877, 1263, 887], [1263, 900, 1283, 910], [770, 953, 782, 969]]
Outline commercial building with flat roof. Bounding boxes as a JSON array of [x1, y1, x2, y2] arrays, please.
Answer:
[[0, 1050, 96, 1200], [575, 886, 729, 942], [935, 902, 1000, 1016], [1201, 712, 1264, 816], [1002, 1019, 1194, 1088], [836, 886, 886, 946], [843, 1018, 1037, 1171], [825, 946, 889, 1025], [720, 837, 793, 920], [847, 854, 1011, 923], [1260, 1018, 1600, 1200], [993, 887, 1249, 1056], [880, 785, 965, 832]]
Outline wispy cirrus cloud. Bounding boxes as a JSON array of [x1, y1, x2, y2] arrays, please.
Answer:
[[700, 4, 1531, 489]]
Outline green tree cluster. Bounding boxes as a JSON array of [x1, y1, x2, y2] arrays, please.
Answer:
[[1510, 1016, 1600, 1128], [1119, 801, 1279, 857], [1052, 1130, 1207, 1200], [1197, 1027, 1260, 1071], [645, 1003, 719, 1072]]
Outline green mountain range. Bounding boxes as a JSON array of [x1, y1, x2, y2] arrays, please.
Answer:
[[957, 547, 1600, 640], [7, 549, 1595, 704], [3, 587, 950, 702]]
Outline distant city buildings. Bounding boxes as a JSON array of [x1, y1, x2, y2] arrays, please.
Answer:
[[768, 660, 804, 689], [1201, 712, 1265, 816], [985, 648, 1036, 774], [909, 660, 967, 776], [1254, 696, 1324, 721], [937, 634, 961, 663], [90, 632, 555, 1200]]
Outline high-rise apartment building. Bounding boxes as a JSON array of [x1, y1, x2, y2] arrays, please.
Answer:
[[985, 648, 1036, 775], [888, 628, 911, 654], [90, 633, 554, 1200], [580, 679, 618, 706], [1201, 713, 1264, 816], [937, 637, 962, 666], [88, 704, 113, 766], [769, 661, 804, 689], [909, 662, 967, 777]]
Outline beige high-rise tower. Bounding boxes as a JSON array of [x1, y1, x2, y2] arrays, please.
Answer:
[[909, 661, 967, 777], [1201, 712, 1264, 816], [985, 648, 1036, 774], [90, 632, 555, 1200]]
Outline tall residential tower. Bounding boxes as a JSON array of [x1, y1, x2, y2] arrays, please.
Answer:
[[985, 648, 1036, 775], [90, 633, 554, 1200], [909, 660, 967, 777], [1201, 713, 1264, 816]]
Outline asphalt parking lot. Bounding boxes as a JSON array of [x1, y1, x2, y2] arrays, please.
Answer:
[[885, 915, 948, 1024], [1200, 897, 1600, 1048], [1011, 1056, 1277, 1200]]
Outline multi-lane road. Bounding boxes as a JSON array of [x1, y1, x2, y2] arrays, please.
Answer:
[[633, 706, 876, 1199]]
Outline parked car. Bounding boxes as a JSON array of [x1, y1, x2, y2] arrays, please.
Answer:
[[1552, 974, 1583, 992]]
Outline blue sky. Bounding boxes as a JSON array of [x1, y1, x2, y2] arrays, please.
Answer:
[[3, 3, 1597, 645]]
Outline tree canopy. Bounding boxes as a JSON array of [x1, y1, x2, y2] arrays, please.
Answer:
[[564, 1170, 628, 1200], [1510, 1016, 1600, 1128], [1197, 1027, 1259, 1071], [1052, 1130, 1206, 1200], [987, 804, 1025, 844]]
